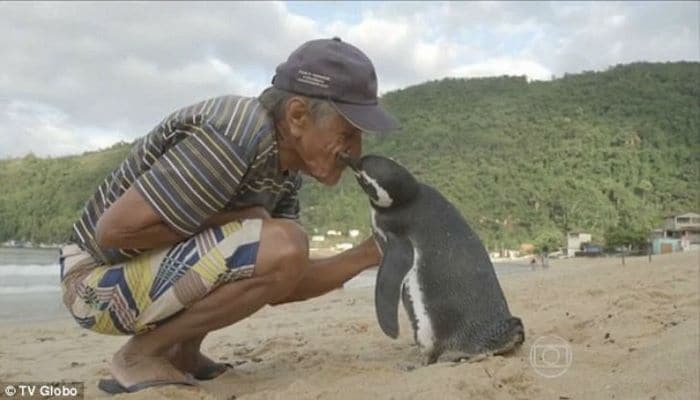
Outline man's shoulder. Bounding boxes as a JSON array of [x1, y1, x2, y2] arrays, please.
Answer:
[[166, 94, 267, 124], [156, 94, 273, 152], [197, 95, 272, 142]]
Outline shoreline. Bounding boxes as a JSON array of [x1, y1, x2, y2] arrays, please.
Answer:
[[0, 259, 532, 324]]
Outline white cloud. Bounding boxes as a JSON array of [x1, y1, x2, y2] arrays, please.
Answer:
[[0, 1, 697, 158], [1, 100, 125, 158], [323, 12, 467, 92], [451, 58, 552, 81]]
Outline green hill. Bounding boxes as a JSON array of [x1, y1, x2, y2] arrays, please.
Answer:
[[1, 62, 698, 250]]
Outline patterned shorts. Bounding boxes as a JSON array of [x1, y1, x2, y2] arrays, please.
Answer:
[[60, 219, 262, 335]]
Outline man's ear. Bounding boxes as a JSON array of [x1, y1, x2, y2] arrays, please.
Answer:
[[285, 97, 311, 139]]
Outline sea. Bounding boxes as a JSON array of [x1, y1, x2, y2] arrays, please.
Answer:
[[0, 246, 66, 324], [0, 247, 531, 324]]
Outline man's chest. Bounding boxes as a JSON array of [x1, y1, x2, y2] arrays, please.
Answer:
[[229, 177, 296, 207], [224, 152, 298, 211]]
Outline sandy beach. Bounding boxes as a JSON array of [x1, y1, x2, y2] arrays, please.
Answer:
[[0, 250, 697, 400]]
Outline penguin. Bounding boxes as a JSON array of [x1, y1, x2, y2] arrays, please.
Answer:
[[339, 153, 524, 364]]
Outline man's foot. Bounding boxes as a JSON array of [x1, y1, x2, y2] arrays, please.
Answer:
[[191, 358, 233, 380], [97, 377, 196, 394], [106, 340, 196, 393], [167, 342, 232, 380]]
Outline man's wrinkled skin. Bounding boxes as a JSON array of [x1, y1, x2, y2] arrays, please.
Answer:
[[96, 97, 382, 389]]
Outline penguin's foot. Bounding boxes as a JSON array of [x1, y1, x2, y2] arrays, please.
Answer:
[[481, 316, 525, 357], [490, 318, 525, 356], [439, 350, 490, 364]]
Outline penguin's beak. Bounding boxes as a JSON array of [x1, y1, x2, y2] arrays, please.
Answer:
[[338, 151, 361, 172]]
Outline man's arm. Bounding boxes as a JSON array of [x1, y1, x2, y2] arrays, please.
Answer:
[[95, 186, 185, 250], [270, 236, 382, 305], [95, 117, 267, 252], [96, 186, 269, 250]]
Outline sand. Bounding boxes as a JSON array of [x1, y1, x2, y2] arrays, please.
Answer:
[[0, 251, 697, 400]]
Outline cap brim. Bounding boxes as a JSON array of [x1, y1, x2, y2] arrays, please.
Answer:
[[330, 101, 400, 135]]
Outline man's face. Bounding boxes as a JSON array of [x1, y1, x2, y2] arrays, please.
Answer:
[[296, 111, 362, 186]]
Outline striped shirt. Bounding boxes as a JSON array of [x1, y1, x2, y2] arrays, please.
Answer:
[[70, 95, 302, 265]]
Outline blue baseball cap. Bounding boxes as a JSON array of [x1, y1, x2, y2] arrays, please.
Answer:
[[272, 37, 400, 134]]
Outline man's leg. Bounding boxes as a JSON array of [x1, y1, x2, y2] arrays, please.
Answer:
[[161, 236, 380, 382], [163, 238, 381, 379], [109, 218, 309, 387], [166, 333, 226, 378]]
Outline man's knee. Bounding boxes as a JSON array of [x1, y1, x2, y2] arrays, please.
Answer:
[[255, 219, 309, 284]]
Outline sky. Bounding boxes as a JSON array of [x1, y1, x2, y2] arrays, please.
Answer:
[[0, 1, 698, 159]]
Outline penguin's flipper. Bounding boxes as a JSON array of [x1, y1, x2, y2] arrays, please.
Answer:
[[375, 232, 414, 339]]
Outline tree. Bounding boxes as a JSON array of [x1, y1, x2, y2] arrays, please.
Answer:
[[533, 229, 563, 254], [604, 224, 649, 251], [1, 63, 698, 247]]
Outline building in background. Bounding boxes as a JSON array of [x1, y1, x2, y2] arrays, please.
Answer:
[[649, 212, 700, 253], [566, 232, 592, 257], [650, 238, 683, 255]]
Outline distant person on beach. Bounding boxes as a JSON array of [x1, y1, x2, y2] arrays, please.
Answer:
[[59, 37, 398, 393], [541, 246, 550, 269]]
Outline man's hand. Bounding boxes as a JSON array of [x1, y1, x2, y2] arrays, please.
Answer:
[[270, 234, 383, 305], [354, 235, 383, 268]]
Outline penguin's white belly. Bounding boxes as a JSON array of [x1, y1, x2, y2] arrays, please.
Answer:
[[402, 245, 435, 352]]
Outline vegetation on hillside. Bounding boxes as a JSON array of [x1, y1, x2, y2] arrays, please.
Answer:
[[1, 62, 698, 251], [0, 143, 130, 244]]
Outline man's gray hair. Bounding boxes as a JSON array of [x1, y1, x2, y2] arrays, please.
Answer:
[[258, 86, 337, 122]]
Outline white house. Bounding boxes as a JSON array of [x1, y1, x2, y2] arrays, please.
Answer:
[[566, 232, 592, 256]]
